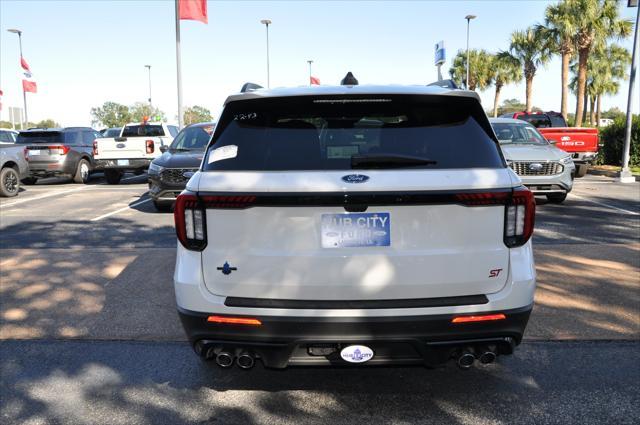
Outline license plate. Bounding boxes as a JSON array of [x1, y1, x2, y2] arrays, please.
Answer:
[[117, 159, 129, 166], [321, 212, 390, 248], [29, 150, 41, 156]]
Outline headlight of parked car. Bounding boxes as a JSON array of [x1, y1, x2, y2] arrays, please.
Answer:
[[148, 162, 164, 174], [559, 156, 573, 165]]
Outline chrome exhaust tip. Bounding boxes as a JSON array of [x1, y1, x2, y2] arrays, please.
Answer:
[[216, 351, 234, 368], [457, 352, 476, 370], [479, 351, 497, 364], [237, 352, 255, 369]]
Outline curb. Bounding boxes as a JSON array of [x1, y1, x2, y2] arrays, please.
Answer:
[[587, 168, 640, 181]]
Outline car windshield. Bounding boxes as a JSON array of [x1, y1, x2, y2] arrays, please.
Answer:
[[170, 125, 214, 150], [493, 122, 548, 145], [203, 96, 503, 171], [121, 124, 164, 137]]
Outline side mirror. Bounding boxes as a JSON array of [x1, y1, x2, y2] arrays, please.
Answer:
[[160, 145, 168, 153]]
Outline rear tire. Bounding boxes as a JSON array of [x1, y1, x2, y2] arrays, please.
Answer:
[[73, 159, 91, 184], [546, 193, 567, 204], [575, 164, 588, 178], [153, 200, 173, 212], [0, 167, 20, 197], [104, 169, 123, 185], [21, 177, 38, 185]]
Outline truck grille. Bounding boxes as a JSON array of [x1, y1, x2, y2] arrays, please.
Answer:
[[509, 161, 563, 176], [160, 168, 197, 184]]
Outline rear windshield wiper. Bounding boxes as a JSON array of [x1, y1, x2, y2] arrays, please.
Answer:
[[351, 154, 437, 169]]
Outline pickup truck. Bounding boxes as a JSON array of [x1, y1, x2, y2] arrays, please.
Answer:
[[500, 111, 599, 177], [93, 121, 179, 184], [0, 143, 29, 197]]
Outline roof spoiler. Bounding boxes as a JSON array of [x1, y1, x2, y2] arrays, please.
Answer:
[[240, 82, 264, 93], [427, 79, 459, 89]]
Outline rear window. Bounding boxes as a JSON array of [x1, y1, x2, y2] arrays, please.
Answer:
[[104, 128, 121, 137], [16, 132, 64, 144], [121, 125, 164, 137], [548, 114, 567, 127], [203, 95, 504, 171], [519, 114, 552, 128]]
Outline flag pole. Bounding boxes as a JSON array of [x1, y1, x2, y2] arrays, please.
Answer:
[[175, 0, 184, 129]]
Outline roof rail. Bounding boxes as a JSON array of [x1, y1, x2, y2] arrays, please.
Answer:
[[240, 82, 264, 93], [427, 79, 459, 89]]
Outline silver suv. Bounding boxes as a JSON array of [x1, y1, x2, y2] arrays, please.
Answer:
[[490, 118, 575, 204]]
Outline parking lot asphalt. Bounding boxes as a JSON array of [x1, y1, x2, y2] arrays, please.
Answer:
[[1, 173, 639, 424]]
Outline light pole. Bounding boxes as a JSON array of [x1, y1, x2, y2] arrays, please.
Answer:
[[620, 2, 639, 183], [464, 15, 476, 90], [307, 60, 313, 85], [7, 28, 27, 128], [145, 65, 152, 106], [260, 19, 272, 88]]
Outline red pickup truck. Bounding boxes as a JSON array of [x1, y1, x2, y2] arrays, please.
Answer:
[[500, 111, 599, 177]]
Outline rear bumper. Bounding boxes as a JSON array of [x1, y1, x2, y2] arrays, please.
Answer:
[[94, 159, 151, 170], [28, 160, 75, 177], [178, 304, 532, 368]]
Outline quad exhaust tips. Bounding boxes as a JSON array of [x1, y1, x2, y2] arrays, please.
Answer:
[[215, 351, 234, 368]]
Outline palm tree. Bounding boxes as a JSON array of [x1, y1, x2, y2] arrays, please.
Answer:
[[540, 1, 577, 120], [500, 26, 551, 113], [489, 54, 522, 117], [448, 49, 493, 91], [569, 44, 630, 126], [566, 0, 632, 127]]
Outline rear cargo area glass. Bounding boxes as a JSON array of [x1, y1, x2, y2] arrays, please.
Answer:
[[204, 95, 504, 171]]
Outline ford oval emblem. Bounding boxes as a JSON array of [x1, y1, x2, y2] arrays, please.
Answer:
[[342, 174, 369, 183], [116, 143, 125, 148]]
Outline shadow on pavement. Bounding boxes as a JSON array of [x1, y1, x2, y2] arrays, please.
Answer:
[[1, 340, 638, 424]]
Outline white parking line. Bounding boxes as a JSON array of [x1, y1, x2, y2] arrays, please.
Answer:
[[90, 198, 152, 221], [0, 186, 89, 208], [570, 194, 640, 216]]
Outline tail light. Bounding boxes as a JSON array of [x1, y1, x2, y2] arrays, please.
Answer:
[[23, 147, 29, 161], [93, 140, 98, 156], [455, 187, 535, 248], [47, 145, 70, 155], [504, 187, 535, 247], [175, 194, 256, 251], [146, 139, 154, 154], [175, 194, 207, 251]]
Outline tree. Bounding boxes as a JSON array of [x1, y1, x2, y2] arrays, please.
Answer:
[[90, 101, 131, 127], [129, 102, 166, 123], [489, 54, 522, 117], [494, 98, 542, 116], [500, 26, 551, 113], [570, 43, 630, 126], [183, 105, 213, 125], [448, 49, 493, 91], [0, 121, 13, 129], [34, 119, 60, 128], [566, 0, 632, 127], [540, 1, 577, 120]]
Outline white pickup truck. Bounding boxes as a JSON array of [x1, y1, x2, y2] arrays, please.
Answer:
[[93, 121, 178, 184]]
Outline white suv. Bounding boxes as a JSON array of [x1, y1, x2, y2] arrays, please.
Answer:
[[173, 81, 536, 370]]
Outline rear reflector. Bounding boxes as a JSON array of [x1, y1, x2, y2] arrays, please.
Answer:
[[207, 315, 262, 326], [452, 313, 506, 323]]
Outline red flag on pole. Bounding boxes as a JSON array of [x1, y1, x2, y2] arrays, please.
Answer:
[[21, 57, 31, 72], [178, 0, 208, 24], [310, 76, 320, 85], [23, 80, 37, 93]]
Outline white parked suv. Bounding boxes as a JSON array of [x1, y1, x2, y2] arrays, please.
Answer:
[[174, 80, 536, 370]]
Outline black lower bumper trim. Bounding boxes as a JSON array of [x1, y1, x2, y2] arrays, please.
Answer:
[[178, 305, 532, 368], [224, 294, 488, 309]]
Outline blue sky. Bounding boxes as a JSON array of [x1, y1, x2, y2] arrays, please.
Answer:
[[0, 0, 637, 126]]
